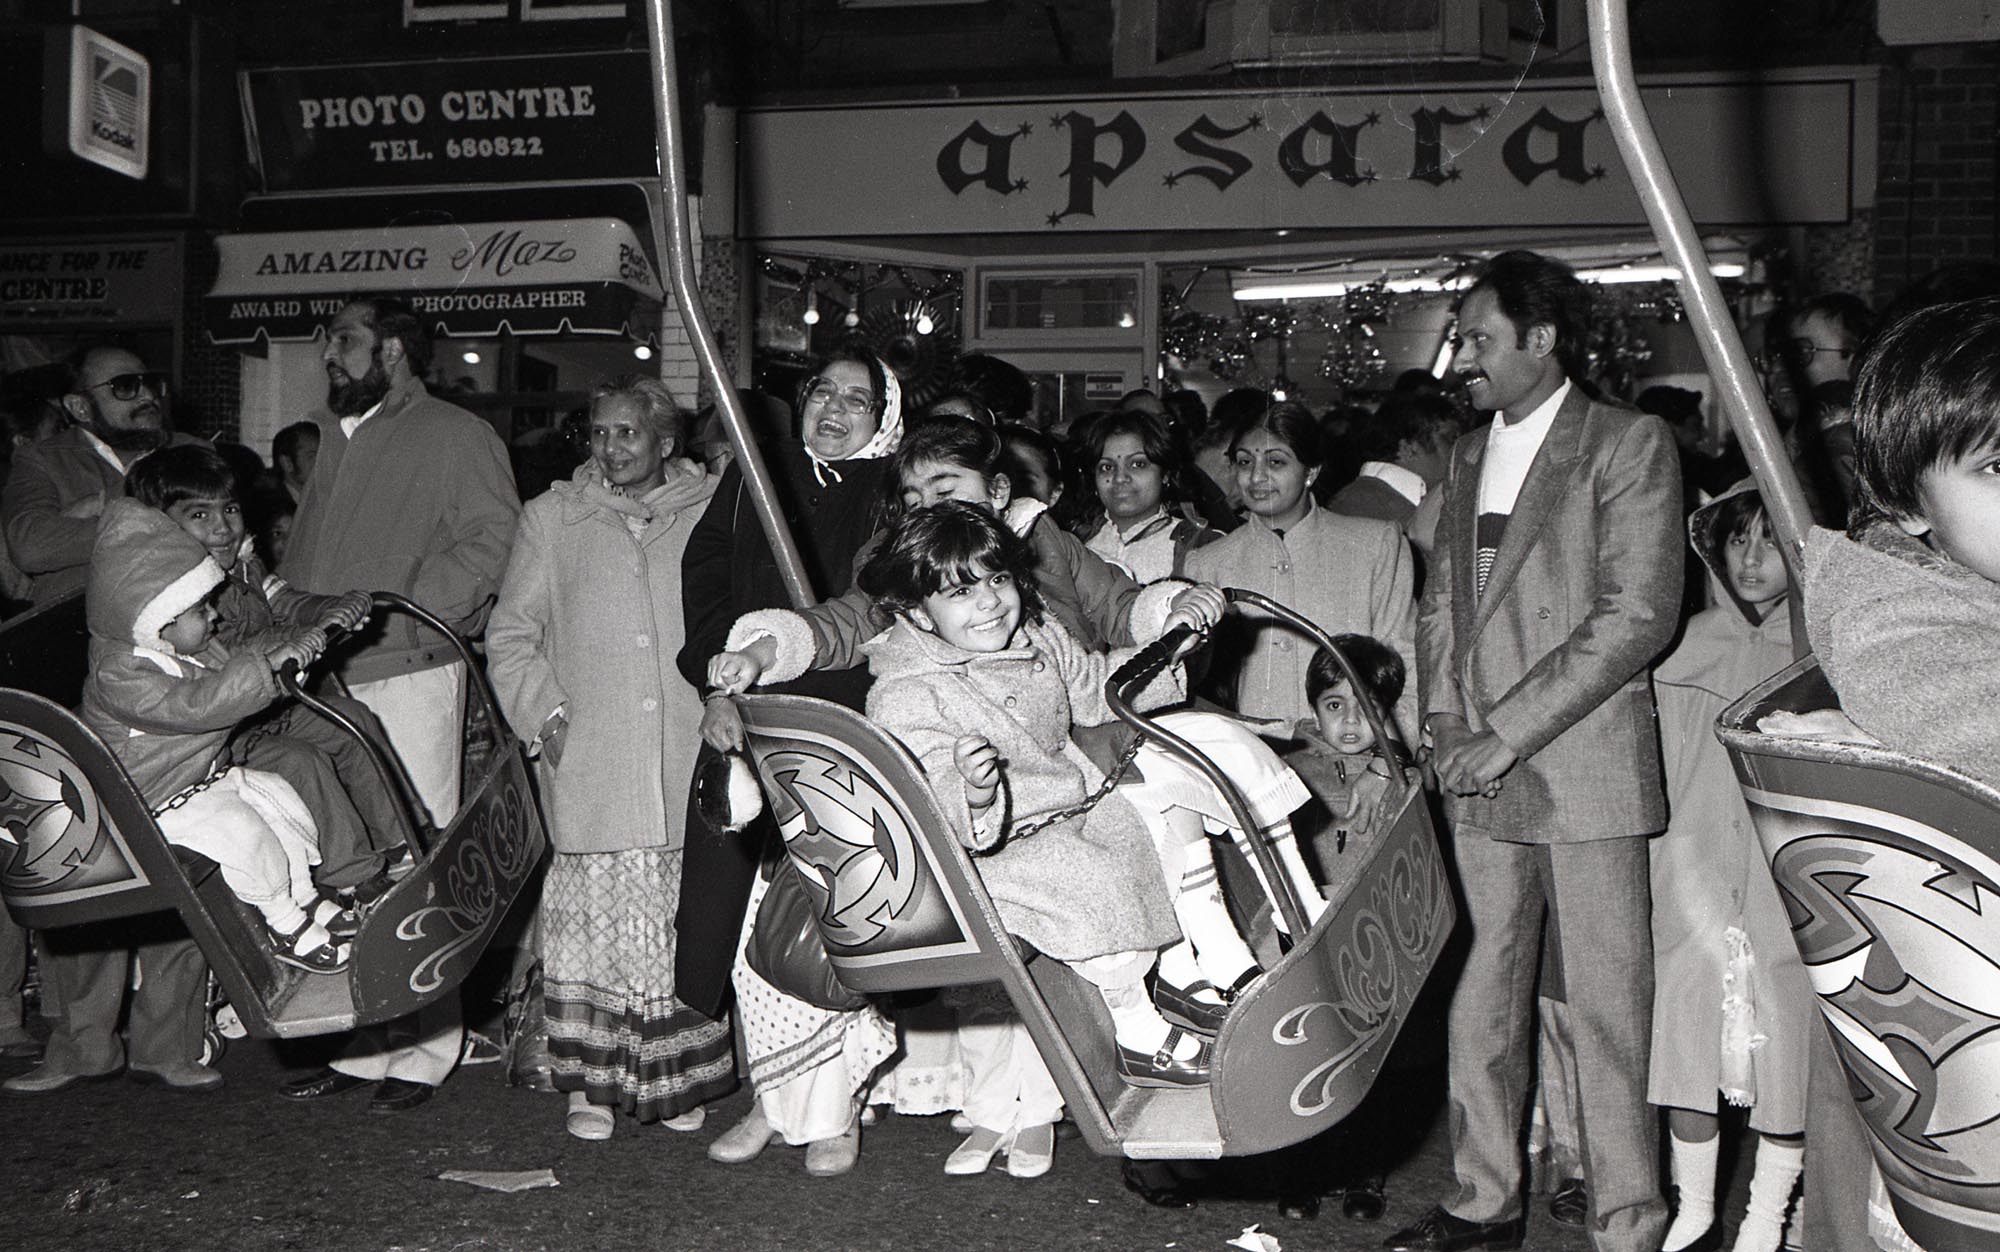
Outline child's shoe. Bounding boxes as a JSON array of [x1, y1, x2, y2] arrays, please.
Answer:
[[1116, 1027, 1213, 1088], [310, 896, 361, 940], [265, 915, 350, 973], [1004, 1123, 1056, 1179]]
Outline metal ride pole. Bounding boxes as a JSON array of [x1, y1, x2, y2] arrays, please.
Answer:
[[643, 0, 816, 610], [1586, 0, 1816, 567]]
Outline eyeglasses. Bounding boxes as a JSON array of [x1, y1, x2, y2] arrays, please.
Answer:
[[1784, 340, 1854, 362], [803, 378, 877, 417], [82, 372, 169, 401]]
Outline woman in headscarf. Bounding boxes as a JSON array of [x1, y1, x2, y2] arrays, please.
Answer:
[[487, 376, 731, 1141], [675, 343, 903, 1176]]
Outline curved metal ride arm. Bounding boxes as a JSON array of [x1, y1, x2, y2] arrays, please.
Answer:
[[642, 0, 815, 612], [1586, 0, 1816, 571], [1102, 592, 1408, 942], [275, 591, 493, 859]]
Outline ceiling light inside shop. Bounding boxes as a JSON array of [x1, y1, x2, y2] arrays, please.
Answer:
[[915, 313, 935, 335], [803, 291, 820, 325], [462, 350, 481, 364], [633, 345, 654, 360]]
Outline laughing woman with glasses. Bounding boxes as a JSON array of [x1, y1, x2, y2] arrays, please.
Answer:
[[675, 343, 904, 1177]]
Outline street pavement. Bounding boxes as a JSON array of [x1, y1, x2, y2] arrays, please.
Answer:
[[4, 1021, 1751, 1252]]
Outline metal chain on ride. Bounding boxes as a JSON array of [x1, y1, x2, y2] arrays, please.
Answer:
[[150, 761, 233, 818], [1006, 728, 1148, 841]]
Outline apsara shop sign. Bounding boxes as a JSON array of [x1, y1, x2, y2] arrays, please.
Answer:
[[241, 51, 657, 192], [739, 72, 1867, 236]]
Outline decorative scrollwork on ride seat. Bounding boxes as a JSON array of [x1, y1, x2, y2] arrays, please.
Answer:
[[0, 723, 116, 896], [1764, 813, 2000, 1193], [399, 781, 536, 995], [1271, 834, 1450, 1119]]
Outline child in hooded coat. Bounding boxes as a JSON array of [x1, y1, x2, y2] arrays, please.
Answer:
[[1647, 483, 1813, 1252], [82, 497, 349, 972]]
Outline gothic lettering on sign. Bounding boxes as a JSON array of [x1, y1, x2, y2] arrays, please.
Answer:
[[1053, 109, 1146, 225], [1501, 106, 1609, 187], [936, 121, 1022, 197], [1408, 104, 1489, 186], [1277, 109, 1379, 189], [1168, 114, 1260, 192]]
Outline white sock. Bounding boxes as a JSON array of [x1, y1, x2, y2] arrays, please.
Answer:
[[1095, 978, 1199, 1059], [1664, 1132, 1720, 1252], [1227, 819, 1326, 933], [1174, 849, 1258, 986], [1730, 1138, 1804, 1252], [258, 896, 308, 936], [1156, 942, 1226, 1004]]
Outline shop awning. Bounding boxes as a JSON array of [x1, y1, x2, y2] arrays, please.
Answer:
[[204, 217, 663, 344]]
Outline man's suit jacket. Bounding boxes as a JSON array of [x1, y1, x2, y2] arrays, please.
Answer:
[[1417, 387, 1682, 844], [2, 427, 200, 605]]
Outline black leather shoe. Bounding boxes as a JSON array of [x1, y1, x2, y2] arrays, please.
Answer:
[[1342, 1175, 1389, 1222], [1381, 1207, 1525, 1252], [1116, 1028, 1213, 1087], [1122, 1161, 1197, 1209], [369, 1076, 435, 1114], [279, 1066, 372, 1101], [1152, 975, 1230, 1035], [1665, 1224, 1725, 1252], [1548, 1176, 1588, 1227], [1278, 1189, 1322, 1220]]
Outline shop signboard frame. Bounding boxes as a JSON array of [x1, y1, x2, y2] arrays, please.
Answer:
[[738, 67, 1875, 238], [42, 25, 151, 181], [0, 237, 181, 332], [239, 51, 659, 194]]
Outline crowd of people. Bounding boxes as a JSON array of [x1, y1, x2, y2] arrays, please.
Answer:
[[2, 249, 1998, 1252]]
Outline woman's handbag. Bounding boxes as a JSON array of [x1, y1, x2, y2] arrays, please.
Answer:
[[746, 861, 868, 1013]]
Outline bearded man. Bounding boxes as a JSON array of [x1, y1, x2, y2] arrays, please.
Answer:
[[275, 295, 520, 1114], [2, 345, 198, 604]]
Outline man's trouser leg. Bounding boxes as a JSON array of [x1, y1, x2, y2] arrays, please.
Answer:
[[335, 663, 467, 1083], [1546, 837, 1666, 1252], [125, 932, 209, 1071], [35, 937, 133, 1074], [1801, 1016, 1878, 1252], [0, 900, 28, 1039], [1442, 829, 1545, 1226]]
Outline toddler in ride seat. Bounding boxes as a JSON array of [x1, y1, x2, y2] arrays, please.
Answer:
[[1282, 633, 1408, 890], [125, 445, 398, 907], [83, 497, 352, 972]]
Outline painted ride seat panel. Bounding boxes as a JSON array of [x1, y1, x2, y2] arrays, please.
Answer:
[[1719, 657, 2000, 1252], [733, 691, 1455, 1158]]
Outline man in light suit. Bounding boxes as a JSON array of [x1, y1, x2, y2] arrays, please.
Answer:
[[1385, 252, 1681, 1252]]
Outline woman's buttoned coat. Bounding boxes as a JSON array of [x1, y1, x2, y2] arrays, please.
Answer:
[[487, 460, 718, 854], [1185, 505, 1418, 739]]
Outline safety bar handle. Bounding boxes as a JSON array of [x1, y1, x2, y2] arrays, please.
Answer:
[[1104, 616, 1315, 940]]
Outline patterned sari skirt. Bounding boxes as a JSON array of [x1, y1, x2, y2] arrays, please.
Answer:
[[543, 847, 737, 1122]]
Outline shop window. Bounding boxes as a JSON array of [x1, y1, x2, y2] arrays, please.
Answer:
[[981, 273, 1140, 337]]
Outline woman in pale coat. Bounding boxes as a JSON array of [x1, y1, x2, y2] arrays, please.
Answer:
[[1186, 401, 1418, 742], [487, 376, 733, 1141]]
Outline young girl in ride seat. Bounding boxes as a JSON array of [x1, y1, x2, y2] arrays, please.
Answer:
[[82, 498, 353, 972], [713, 419, 1326, 1013]]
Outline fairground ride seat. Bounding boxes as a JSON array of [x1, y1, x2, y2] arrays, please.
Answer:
[[1719, 657, 2000, 1252], [731, 591, 1454, 1160], [0, 592, 545, 1039]]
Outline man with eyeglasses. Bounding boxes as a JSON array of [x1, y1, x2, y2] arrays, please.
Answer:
[[1778, 293, 1873, 523], [3, 344, 196, 604]]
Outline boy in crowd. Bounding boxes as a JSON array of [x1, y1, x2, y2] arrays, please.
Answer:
[[126, 446, 399, 902], [1802, 296, 2000, 786]]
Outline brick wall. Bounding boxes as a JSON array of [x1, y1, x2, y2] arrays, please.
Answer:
[[1873, 43, 2000, 305]]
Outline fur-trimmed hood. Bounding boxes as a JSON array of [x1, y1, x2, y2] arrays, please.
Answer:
[[87, 498, 224, 652]]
